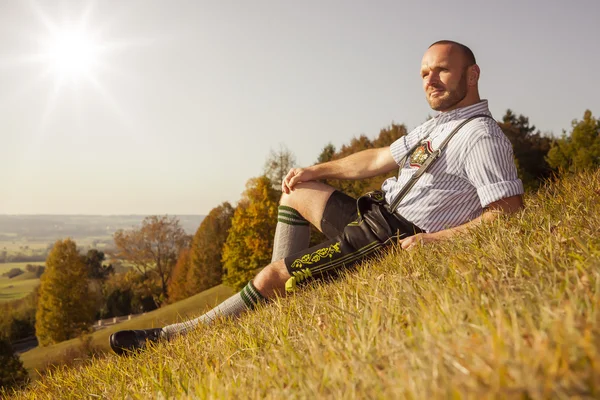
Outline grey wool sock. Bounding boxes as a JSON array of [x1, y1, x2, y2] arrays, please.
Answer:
[[271, 205, 310, 262], [161, 280, 266, 338]]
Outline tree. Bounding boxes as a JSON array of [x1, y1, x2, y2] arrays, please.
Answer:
[[112, 216, 189, 303], [316, 142, 336, 164], [0, 337, 28, 390], [222, 176, 279, 290], [499, 109, 553, 189], [35, 239, 95, 346], [263, 145, 297, 189], [547, 110, 600, 173], [319, 123, 408, 198], [167, 248, 192, 303], [186, 202, 235, 296], [81, 249, 113, 281]]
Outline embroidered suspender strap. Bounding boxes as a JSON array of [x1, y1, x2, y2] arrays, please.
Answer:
[[387, 114, 495, 212]]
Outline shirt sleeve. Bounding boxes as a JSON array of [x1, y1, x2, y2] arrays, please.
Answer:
[[389, 125, 427, 166], [464, 135, 524, 207]]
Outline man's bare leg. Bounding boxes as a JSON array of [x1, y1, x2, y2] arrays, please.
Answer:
[[157, 182, 336, 339]]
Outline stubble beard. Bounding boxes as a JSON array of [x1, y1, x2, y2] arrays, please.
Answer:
[[427, 70, 468, 112]]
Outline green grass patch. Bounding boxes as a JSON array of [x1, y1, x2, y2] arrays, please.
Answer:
[[0, 262, 42, 303], [7, 170, 600, 398], [0, 278, 39, 303]]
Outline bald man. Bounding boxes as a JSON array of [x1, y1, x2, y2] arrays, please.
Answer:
[[110, 40, 524, 354]]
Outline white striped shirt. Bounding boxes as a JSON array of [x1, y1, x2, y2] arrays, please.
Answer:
[[381, 100, 523, 233]]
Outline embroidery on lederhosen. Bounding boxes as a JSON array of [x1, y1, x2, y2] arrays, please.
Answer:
[[289, 242, 342, 270], [409, 140, 434, 169]]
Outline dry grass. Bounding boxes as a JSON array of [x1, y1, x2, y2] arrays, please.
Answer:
[[5, 170, 600, 399]]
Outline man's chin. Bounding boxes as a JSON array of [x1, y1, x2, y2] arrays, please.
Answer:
[[428, 100, 446, 111], [428, 97, 458, 112]]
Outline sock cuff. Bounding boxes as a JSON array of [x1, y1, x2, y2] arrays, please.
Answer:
[[277, 205, 309, 226], [240, 280, 267, 309]]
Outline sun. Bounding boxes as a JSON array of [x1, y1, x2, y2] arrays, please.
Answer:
[[43, 26, 101, 81]]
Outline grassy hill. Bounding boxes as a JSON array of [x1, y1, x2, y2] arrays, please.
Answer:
[[5, 170, 600, 399], [18, 284, 234, 377]]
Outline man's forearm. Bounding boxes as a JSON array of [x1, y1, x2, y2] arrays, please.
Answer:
[[430, 211, 494, 241], [431, 195, 524, 241], [308, 147, 398, 181]]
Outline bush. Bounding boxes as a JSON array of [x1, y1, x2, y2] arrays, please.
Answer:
[[0, 337, 28, 390], [25, 264, 45, 278], [1, 268, 24, 279]]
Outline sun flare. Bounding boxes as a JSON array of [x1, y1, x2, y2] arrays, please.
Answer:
[[43, 27, 101, 81]]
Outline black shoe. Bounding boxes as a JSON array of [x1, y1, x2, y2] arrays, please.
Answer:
[[109, 328, 163, 355]]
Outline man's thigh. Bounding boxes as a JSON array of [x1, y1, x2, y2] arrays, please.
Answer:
[[283, 200, 423, 283]]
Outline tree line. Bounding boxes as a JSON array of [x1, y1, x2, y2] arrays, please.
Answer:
[[1, 108, 598, 390]]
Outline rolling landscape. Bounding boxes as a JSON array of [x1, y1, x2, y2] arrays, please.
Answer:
[[0, 215, 204, 304]]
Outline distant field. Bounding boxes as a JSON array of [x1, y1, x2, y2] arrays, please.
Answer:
[[0, 262, 43, 275], [0, 262, 42, 302], [0, 277, 39, 302]]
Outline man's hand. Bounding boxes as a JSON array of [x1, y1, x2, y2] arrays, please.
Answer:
[[282, 168, 318, 193], [399, 232, 439, 251]]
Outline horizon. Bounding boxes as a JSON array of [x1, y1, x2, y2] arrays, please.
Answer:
[[1, 0, 598, 215]]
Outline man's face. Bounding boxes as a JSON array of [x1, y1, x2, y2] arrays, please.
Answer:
[[420, 44, 471, 112]]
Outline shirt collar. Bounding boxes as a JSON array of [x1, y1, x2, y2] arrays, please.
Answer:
[[433, 100, 491, 125]]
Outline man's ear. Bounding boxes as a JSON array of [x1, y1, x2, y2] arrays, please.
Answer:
[[468, 64, 480, 86]]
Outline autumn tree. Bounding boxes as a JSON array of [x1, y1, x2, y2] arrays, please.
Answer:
[[112, 216, 189, 303], [167, 248, 191, 303], [0, 337, 28, 390], [263, 144, 297, 189], [185, 202, 235, 296], [319, 123, 408, 198], [547, 110, 600, 173], [222, 176, 279, 290], [35, 239, 95, 346]]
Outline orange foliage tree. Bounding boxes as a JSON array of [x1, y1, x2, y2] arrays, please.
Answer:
[[222, 176, 279, 290]]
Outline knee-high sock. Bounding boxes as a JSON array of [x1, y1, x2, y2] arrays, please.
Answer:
[[161, 280, 265, 338], [271, 205, 310, 262]]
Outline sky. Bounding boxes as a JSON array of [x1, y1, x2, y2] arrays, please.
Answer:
[[0, 0, 598, 215]]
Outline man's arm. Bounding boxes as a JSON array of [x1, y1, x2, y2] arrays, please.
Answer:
[[399, 194, 523, 250], [282, 147, 398, 193]]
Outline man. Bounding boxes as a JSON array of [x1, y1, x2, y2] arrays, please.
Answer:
[[110, 40, 524, 354]]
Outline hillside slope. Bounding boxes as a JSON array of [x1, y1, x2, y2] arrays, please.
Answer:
[[7, 170, 600, 399], [18, 284, 234, 376]]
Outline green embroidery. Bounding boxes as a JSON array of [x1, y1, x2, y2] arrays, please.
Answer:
[[290, 242, 341, 270]]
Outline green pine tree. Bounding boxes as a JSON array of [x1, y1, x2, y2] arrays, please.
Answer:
[[547, 110, 600, 173], [35, 239, 95, 346]]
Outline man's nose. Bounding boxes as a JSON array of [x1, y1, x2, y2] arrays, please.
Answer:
[[425, 73, 439, 87]]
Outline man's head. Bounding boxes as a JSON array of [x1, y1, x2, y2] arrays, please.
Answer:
[[421, 40, 480, 112]]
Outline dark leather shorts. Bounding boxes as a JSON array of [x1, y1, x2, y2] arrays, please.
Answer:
[[284, 190, 423, 280]]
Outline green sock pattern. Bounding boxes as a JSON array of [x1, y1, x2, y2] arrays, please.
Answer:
[[277, 205, 309, 226], [239, 280, 266, 309]]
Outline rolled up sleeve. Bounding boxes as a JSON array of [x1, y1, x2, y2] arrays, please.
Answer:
[[464, 136, 524, 207]]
